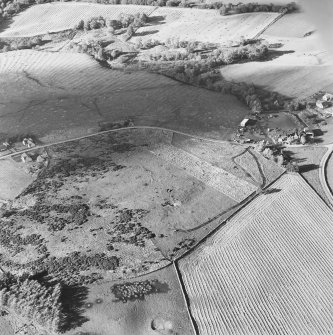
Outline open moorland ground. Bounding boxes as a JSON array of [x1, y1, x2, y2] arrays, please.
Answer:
[[0, 50, 249, 142], [222, 13, 333, 99], [0, 128, 284, 284], [179, 173, 333, 335]]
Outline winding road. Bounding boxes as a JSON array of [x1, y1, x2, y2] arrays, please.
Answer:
[[319, 144, 333, 209]]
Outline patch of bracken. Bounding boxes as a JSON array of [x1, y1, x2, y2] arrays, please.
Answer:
[[111, 279, 169, 303], [107, 208, 154, 248]]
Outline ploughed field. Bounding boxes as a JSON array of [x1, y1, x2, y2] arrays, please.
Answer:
[[0, 3, 156, 37], [0, 128, 283, 285], [179, 173, 333, 335], [133, 8, 280, 44], [0, 50, 249, 142]]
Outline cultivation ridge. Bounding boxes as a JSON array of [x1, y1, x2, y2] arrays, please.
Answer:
[[150, 143, 257, 202], [133, 8, 280, 43], [179, 173, 333, 335], [0, 3, 156, 37]]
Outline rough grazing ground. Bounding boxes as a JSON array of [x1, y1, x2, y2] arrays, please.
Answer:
[[179, 173, 333, 335], [0, 50, 249, 142], [72, 265, 194, 335], [0, 159, 34, 200], [150, 143, 257, 202], [0, 129, 284, 282], [133, 8, 279, 44], [1, 128, 254, 283], [0, 3, 156, 37]]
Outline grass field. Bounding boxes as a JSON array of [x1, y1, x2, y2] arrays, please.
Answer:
[[179, 173, 333, 335], [70, 264, 194, 335], [222, 32, 333, 99], [0, 3, 156, 37], [0, 50, 250, 142], [264, 12, 315, 38], [133, 8, 279, 44]]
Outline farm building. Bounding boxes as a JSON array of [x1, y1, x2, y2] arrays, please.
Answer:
[[240, 118, 256, 127], [21, 153, 32, 163], [316, 100, 331, 109], [322, 93, 333, 101]]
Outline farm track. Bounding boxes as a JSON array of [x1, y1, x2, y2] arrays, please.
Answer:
[[253, 8, 287, 39], [0, 126, 246, 160]]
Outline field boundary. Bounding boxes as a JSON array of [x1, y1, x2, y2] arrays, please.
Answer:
[[173, 262, 198, 335], [0, 126, 244, 160], [253, 8, 287, 39], [173, 170, 286, 263]]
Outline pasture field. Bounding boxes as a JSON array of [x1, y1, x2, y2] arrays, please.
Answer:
[[179, 173, 333, 335], [0, 3, 156, 37], [133, 8, 279, 43], [70, 264, 194, 335], [264, 12, 315, 38], [222, 33, 333, 99], [0, 50, 249, 142]]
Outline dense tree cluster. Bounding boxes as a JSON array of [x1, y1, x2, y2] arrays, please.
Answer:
[[0, 272, 63, 332], [111, 279, 164, 302], [75, 13, 148, 32], [0, 36, 43, 53], [218, 2, 298, 15], [0, 0, 24, 22]]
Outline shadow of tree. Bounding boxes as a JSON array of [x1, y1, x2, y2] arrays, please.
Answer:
[[258, 50, 295, 62], [60, 285, 89, 332], [0, 17, 14, 34], [147, 15, 166, 25], [135, 29, 159, 37], [262, 188, 282, 194], [299, 164, 319, 173]]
